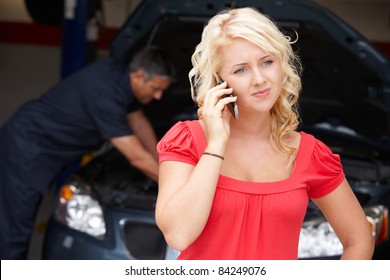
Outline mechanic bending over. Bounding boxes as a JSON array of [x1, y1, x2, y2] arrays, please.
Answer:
[[0, 46, 176, 259]]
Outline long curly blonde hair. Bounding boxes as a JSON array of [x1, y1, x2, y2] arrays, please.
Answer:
[[189, 7, 302, 160]]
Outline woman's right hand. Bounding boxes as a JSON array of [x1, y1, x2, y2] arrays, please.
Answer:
[[198, 81, 237, 144]]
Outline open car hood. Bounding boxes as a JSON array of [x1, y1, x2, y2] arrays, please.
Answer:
[[110, 0, 390, 143]]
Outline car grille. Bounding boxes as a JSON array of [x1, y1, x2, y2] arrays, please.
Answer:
[[122, 220, 167, 259]]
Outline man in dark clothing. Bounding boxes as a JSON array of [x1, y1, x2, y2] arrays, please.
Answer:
[[0, 46, 176, 259]]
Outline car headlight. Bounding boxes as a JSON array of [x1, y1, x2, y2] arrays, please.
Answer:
[[53, 176, 106, 239], [298, 205, 388, 259], [298, 218, 343, 259], [365, 205, 388, 245]]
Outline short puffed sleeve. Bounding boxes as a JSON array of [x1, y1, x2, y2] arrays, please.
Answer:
[[305, 138, 345, 199], [157, 121, 199, 165]]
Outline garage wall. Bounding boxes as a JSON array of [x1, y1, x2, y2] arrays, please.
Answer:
[[318, 0, 390, 42], [0, 0, 142, 126]]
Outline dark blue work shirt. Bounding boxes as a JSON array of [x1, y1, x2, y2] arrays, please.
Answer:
[[0, 58, 141, 192]]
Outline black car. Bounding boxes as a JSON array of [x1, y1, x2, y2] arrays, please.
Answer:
[[43, 0, 390, 259]]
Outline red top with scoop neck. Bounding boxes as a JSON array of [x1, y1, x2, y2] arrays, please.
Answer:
[[157, 120, 345, 260]]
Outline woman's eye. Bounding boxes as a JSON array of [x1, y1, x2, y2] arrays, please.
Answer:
[[234, 68, 246, 74], [263, 60, 273, 67]]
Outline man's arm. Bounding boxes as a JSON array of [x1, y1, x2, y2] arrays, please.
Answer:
[[111, 135, 159, 181], [127, 110, 159, 160]]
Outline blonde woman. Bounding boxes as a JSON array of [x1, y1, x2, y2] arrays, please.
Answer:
[[155, 7, 374, 260]]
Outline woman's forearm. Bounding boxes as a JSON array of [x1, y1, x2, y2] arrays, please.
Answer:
[[156, 142, 226, 251], [340, 238, 375, 260]]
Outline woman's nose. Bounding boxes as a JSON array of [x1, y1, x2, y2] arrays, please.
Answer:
[[253, 68, 266, 85]]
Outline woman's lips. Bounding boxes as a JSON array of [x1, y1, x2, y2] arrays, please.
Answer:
[[252, 88, 271, 97]]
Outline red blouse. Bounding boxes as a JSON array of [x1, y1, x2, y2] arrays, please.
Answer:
[[157, 120, 345, 260]]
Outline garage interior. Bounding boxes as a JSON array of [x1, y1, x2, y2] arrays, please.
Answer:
[[0, 0, 389, 260]]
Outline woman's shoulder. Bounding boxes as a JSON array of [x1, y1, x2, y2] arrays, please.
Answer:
[[157, 120, 206, 164], [164, 120, 202, 137], [297, 131, 319, 150], [288, 131, 302, 149], [296, 131, 342, 167], [159, 120, 196, 142], [298, 131, 334, 153], [296, 131, 345, 198]]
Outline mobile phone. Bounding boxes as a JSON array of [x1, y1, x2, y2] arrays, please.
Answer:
[[218, 78, 239, 119], [225, 93, 239, 120]]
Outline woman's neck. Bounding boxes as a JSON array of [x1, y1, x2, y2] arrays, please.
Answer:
[[229, 112, 272, 140]]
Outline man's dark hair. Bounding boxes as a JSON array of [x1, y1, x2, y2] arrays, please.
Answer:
[[129, 46, 176, 81]]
